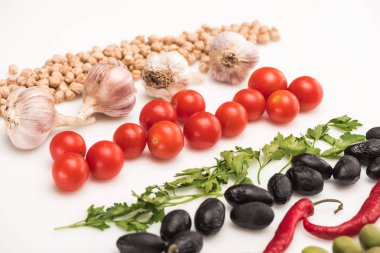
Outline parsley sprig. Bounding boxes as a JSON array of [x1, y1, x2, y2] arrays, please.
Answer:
[[56, 115, 365, 232], [55, 148, 255, 231], [256, 115, 365, 184]]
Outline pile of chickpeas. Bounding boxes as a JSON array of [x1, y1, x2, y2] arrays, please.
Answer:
[[0, 21, 280, 115]]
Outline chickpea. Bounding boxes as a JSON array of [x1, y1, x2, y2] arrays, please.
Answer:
[[132, 70, 141, 80], [65, 89, 76, 101], [8, 64, 19, 75], [69, 82, 83, 95], [0, 79, 7, 86], [134, 59, 145, 70], [54, 90, 65, 103], [199, 62, 209, 73], [48, 76, 61, 88], [257, 33, 270, 44]]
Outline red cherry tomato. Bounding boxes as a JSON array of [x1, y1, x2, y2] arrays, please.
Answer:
[[248, 67, 288, 99], [52, 153, 89, 191], [171, 90, 206, 122], [139, 99, 177, 131], [233, 88, 266, 121], [86, 141, 125, 180], [215, 101, 248, 137], [50, 131, 86, 161], [147, 121, 184, 160], [183, 112, 222, 149], [288, 76, 323, 111], [266, 90, 300, 124], [113, 123, 146, 159]]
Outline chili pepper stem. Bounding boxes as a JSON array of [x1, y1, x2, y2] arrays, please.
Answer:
[[313, 199, 344, 214]]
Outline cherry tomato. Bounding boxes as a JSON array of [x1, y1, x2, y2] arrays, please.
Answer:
[[248, 67, 287, 99], [183, 112, 222, 149], [171, 90, 206, 122], [50, 131, 86, 161], [139, 99, 177, 131], [147, 121, 184, 160], [233, 88, 266, 121], [86, 141, 125, 180], [52, 153, 89, 191], [113, 123, 146, 159], [215, 101, 248, 137], [266, 90, 300, 124], [288, 76, 323, 111]]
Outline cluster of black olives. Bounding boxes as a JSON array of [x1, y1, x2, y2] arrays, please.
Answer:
[[224, 184, 275, 230], [116, 198, 225, 253], [268, 127, 380, 205], [116, 209, 202, 253]]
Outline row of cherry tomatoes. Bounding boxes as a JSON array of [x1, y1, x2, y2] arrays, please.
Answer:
[[49, 67, 323, 191]]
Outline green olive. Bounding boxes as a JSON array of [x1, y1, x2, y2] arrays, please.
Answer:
[[360, 224, 380, 250], [302, 246, 328, 253], [333, 236, 362, 253], [367, 247, 380, 253]]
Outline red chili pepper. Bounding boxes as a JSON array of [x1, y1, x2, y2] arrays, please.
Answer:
[[263, 198, 342, 253], [303, 179, 380, 240]]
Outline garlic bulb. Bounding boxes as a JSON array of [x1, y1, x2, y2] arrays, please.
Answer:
[[78, 62, 136, 120], [142, 52, 203, 101], [3, 87, 94, 149], [209, 32, 259, 85]]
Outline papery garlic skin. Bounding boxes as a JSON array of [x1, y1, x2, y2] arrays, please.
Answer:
[[79, 63, 136, 120], [142, 52, 203, 101], [4, 87, 94, 150], [209, 32, 259, 85]]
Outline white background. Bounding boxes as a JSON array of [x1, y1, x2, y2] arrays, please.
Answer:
[[1, 0, 380, 252]]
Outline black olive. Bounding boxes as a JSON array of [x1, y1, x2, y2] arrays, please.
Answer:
[[267, 173, 293, 204], [194, 198, 225, 236], [166, 231, 203, 253], [291, 153, 333, 180], [160, 209, 191, 242], [224, 184, 274, 207], [117, 232, 166, 253], [344, 139, 380, 166], [367, 157, 380, 180], [333, 155, 361, 185], [366, 127, 380, 140], [285, 166, 324, 196], [230, 202, 274, 230]]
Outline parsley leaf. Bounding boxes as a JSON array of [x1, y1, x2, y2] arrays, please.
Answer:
[[328, 115, 362, 131], [279, 135, 308, 157], [321, 132, 365, 159], [262, 133, 285, 165], [306, 124, 329, 144]]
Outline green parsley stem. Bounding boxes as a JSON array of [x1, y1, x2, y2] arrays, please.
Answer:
[[257, 160, 271, 185], [55, 220, 86, 230], [165, 192, 223, 207], [278, 159, 292, 174]]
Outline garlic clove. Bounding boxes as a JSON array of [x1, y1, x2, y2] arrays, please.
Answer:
[[142, 52, 203, 101], [209, 32, 259, 85], [78, 62, 136, 120]]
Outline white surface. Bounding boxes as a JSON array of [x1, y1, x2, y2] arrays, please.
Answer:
[[1, 0, 380, 252]]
